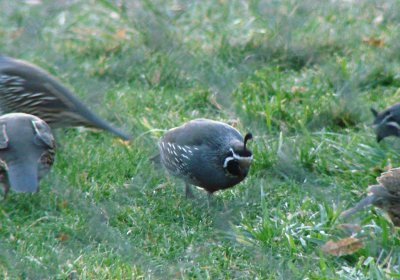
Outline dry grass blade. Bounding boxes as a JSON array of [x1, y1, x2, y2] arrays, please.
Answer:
[[321, 237, 364, 256]]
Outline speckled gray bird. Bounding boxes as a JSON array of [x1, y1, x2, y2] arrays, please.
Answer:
[[371, 103, 400, 142], [0, 55, 131, 140], [0, 113, 55, 198], [157, 118, 253, 197]]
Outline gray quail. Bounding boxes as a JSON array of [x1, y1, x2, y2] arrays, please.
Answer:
[[0, 55, 131, 140], [157, 118, 253, 197], [341, 167, 400, 226], [371, 103, 400, 142], [0, 113, 55, 198]]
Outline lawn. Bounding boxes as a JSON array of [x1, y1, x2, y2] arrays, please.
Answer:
[[1, 0, 400, 279]]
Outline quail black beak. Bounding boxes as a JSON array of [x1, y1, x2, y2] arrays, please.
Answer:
[[7, 160, 39, 193], [239, 158, 252, 176]]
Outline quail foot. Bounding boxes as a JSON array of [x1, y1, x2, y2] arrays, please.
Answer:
[[157, 118, 253, 198], [0, 113, 56, 198], [0, 55, 131, 140]]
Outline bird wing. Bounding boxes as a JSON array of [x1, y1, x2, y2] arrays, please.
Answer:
[[0, 57, 80, 111], [0, 56, 132, 140], [161, 119, 242, 148]]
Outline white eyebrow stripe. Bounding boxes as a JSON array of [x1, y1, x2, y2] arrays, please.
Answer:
[[223, 156, 235, 168], [231, 148, 253, 161], [387, 121, 400, 129], [381, 113, 392, 123], [223, 148, 253, 168]]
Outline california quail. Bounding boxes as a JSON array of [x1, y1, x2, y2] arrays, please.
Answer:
[[0, 55, 131, 140], [371, 104, 400, 142], [341, 167, 400, 226], [0, 113, 55, 198], [157, 118, 253, 197]]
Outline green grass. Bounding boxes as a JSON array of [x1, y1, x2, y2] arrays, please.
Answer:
[[1, 0, 400, 279]]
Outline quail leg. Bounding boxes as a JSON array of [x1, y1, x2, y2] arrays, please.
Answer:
[[2, 185, 9, 200], [185, 183, 195, 199], [206, 192, 213, 208]]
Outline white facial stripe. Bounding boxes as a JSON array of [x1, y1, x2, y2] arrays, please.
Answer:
[[387, 121, 400, 130], [231, 148, 253, 161], [223, 148, 253, 168], [379, 113, 393, 126], [223, 156, 235, 168]]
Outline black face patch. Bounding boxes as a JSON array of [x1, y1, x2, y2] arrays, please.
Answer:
[[379, 123, 400, 139], [226, 159, 241, 176], [374, 111, 395, 126]]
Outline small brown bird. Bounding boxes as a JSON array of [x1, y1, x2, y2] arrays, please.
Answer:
[[0, 113, 56, 198], [157, 118, 253, 198], [0, 55, 131, 140], [341, 168, 400, 226]]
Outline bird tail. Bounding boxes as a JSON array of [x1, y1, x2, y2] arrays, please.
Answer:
[[340, 195, 377, 218], [82, 112, 132, 141]]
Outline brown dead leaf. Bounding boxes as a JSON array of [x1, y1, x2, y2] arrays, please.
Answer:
[[71, 27, 98, 36], [208, 95, 223, 110], [57, 232, 69, 242], [336, 223, 362, 233], [151, 70, 161, 85], [58, 200, 69, 209], [290, 86, 307, 93], [141, 117, 153, 130], [226, 119, 240, 128], [362, 37, 385, 47], [321, 237, 363, 256], [116, 139, 131, 146], [114, 29, 127, 40], [10, 28, 24, 39], [80, 172, 88, 181]]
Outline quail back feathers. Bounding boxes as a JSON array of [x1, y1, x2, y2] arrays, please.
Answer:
[[341, 167, 400, 226], [0, 55, 131, 140], [0, 113, 55, 197], [371, 103, 400, 142], [157, 118, 253, 196]]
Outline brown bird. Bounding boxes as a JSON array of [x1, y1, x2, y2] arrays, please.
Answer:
[[341, 168, 400, 226], [0, 55, 131, 140]]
